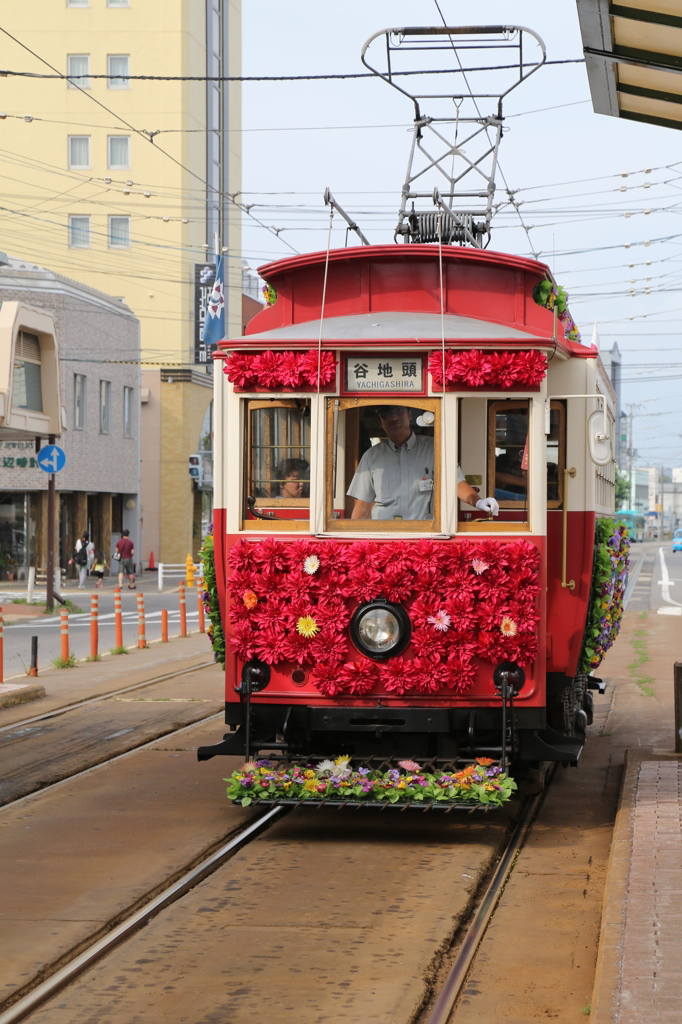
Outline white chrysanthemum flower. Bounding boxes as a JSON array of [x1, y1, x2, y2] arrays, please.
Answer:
[[500, 616, 518, 637], [315, 759, 336, 775], [303, 554, 320, 575]]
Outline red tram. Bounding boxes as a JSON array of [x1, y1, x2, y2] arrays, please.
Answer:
[[197, 27, 625, 774]]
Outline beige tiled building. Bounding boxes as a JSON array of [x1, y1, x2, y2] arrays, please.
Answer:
[[0, 0, 242, 564]]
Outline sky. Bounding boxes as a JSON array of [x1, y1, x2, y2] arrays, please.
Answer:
[[241, 1, 682, 471]]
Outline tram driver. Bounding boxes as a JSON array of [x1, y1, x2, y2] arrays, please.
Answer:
[[347, 405, 499, 521]]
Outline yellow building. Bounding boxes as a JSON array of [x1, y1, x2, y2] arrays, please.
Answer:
[[0, 0, 241, 564]]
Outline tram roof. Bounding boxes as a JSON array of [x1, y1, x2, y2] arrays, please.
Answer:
[[223, 245, 592, 358], [229, 310, 544, 347]]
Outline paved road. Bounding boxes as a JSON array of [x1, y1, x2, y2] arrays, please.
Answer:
[[626, 539, 682, 616], [1, 585, 206, 678]]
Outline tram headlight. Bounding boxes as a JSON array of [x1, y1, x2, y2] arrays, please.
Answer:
[[350, 599, 411, 660]]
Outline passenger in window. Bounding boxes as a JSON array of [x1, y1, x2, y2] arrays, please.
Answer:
[[274, 458, 309, 499], [348, 405, 498, 520]]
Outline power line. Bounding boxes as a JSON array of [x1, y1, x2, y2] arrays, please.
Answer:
[[0, 58, 586, 83]]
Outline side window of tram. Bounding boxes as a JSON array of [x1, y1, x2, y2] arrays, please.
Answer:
[[332, 401, 438, 523], [488, 400, 565, 507], [246, 400, 310, 517]]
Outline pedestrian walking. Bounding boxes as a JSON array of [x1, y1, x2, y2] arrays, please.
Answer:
[[91, 551, 108, 588], [114, 529, 136, 589], [71, 531, 91, 589]]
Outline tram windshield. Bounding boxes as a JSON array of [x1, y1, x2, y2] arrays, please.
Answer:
[[246, 400, 310, 518], [327, 399, 440, 530]]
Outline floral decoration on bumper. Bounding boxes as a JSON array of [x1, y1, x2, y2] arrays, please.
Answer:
[[223, 350, 337, 390], [578, 518, 630, 674], [226, 755, 517, 807], [428, 349, 546, 389], [227, 537, 541, 696]]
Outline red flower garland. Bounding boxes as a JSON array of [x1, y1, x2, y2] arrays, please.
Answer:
[[223, 350, 337, 390], [226, 538, 541, 696], [428, 349, 546, 389]]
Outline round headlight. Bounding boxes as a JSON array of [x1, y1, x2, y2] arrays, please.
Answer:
[[350, 600, 411, 660]]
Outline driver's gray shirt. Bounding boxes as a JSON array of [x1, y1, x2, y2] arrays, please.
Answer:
[[347, 432, 435, 520]]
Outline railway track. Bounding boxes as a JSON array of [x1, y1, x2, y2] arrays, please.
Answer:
[[419, 777, 552, 1024], [0, 660, 219, 807], [0, 808, 286, 1024], [0, 775, 546, 1023]]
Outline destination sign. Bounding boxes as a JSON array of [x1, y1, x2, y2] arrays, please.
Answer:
[[344, 355, 424, 393]]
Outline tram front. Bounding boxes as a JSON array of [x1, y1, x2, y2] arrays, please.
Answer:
[[198, 244, 593, 768]]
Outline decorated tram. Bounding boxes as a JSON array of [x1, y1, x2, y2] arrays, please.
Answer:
[[197, 27, 628, 777]]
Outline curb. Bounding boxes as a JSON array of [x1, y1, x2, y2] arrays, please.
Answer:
[[590, 748, 682, 1023], [0, 683, 47, 709]]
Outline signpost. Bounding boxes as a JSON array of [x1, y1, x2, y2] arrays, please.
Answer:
[[37, 442, 66, 611]]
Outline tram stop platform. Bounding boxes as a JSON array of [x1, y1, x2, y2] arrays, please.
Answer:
[[591, 609, 682, 1024]]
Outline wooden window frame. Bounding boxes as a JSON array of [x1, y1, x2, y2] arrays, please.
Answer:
[[242, 399, 311, 530], [325, 396, 441, 533], [487, 398, 566, 512]]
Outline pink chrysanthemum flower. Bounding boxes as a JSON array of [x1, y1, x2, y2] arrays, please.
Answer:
[[500, 616, 518, 637], [398, 759, 421, 773], [427, 610, 451, 632], [471, 558, 489, 575]]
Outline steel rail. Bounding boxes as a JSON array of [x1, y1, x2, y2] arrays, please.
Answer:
[[0, 659, 216, 734], [0, 709, 223, 812], [0, 806, 286, 1024], [425, 782, 548, 1024]]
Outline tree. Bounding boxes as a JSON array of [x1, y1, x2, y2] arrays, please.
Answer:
[[615, 470, 630, 509]]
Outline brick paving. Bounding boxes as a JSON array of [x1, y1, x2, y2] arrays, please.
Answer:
[[619, 761, 682, 1023]]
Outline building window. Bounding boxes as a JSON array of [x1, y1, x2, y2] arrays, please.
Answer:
[[67, 0, 89, 6], [67, 54, 90, 89], [107, 55, 130, 89], [13, 331, 43, 412], [74, 374, 86, 430], [68, 215, 90, 248], [123, 386, 134, 437], [99, 380, 111, 434], [107, 135, 130, 170], [107, 0, 130, 5], [108, 216, 130, 248], [68, 135, 90, 170]]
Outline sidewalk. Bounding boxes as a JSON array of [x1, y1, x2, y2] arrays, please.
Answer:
[[0, 628, 215, 716], [591, 608, 682, 1023]]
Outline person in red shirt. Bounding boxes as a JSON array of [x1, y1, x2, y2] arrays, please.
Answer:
[[115, 529, 135, 589]]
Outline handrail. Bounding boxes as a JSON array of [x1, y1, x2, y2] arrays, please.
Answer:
[[561, 467, 577, 591]]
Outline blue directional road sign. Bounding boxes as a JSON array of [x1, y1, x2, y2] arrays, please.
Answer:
[[37, 445, 66, 473]]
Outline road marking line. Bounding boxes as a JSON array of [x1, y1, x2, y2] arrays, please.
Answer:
[[658, 547, 682, 608]]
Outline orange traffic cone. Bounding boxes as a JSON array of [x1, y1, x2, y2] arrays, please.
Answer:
[[148, 551, 155, 571]]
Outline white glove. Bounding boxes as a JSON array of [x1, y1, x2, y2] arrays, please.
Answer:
[[476, 497, 500, 516]]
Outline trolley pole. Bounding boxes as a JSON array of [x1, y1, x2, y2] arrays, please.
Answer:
[[179, 580, 187, 637], [114, 587, 123, 649], [90, 595, 99, 660], [60, 609, 69, 663], [137, 593, 147, 649]]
